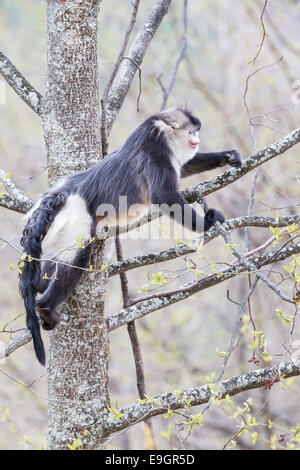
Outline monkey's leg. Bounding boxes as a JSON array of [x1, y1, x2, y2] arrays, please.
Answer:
[[36, 244, 93, 330], [181, 150, 241, 177], [37, 261, 56, 294]]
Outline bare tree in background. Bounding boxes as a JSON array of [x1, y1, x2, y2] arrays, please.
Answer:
[[0, 0, 299, 450]]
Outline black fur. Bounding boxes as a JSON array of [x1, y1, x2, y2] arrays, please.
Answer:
[[204, 208, 225, 231], [19, 189, 69, 365], [181, 150, 241, 177], [19, 107, 241, 365], [36, 239, 94, 331]]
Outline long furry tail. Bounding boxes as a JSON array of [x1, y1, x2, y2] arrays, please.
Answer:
[[19, 190, 68, 365]]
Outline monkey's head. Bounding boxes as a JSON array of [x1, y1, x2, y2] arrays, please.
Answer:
[[154, 107, 202, 162]]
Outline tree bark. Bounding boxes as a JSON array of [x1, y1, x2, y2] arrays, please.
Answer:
[[42, 0, 109, 450]]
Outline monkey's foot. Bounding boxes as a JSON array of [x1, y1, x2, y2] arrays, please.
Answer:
[[36, 304, 59, 330]]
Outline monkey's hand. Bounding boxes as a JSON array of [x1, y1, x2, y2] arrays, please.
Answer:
[[221, 150, 242, 168], [204, 208, 225, 232]]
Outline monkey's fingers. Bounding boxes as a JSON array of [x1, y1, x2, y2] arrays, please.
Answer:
[[225, 150, 242, 167], [204, 208, 225, 231]]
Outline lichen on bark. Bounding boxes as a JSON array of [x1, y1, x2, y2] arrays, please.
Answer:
[[43, 0, 109, 450]]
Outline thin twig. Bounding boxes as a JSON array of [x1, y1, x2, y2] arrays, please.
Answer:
[[106, 240, 300, 333], [100, 361, 300, 437], [115, 235, 156, 450], [215, 221, 294, 305], [101, 0, 140, 156], [243, 57, 283, 119], [159, 0, 188, 110], [249, 0, 269, 65], [2, 240, 300, 359], [243, 48, 285, 348], [122, 56, 142, 112], [106, 215, 300, 278], [201, 277, 259, 415], [105, 0, 172, 133], [0, 367, 47, 401]]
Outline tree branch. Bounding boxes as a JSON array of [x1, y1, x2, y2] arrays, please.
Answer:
[[215, 220, 294, 304], [101, 0, 141, 156], [1, 239, 299, 361], [249, 0, 268, 65], [100, 360, 300, 437], [159, 0, 188, 110], [183, 125, 300, 203], [115, 235, 156, 449], [0, 168, 33, 214], [97, 126, 300, 239], [106, 241, 300, 332], [0, 51, 42, 115], [106, 215, 300, 277], [1, 124, 299, 357], [105, 0, 172, 134], [115, 236, 148, 401], [0, 328, 32, 358]]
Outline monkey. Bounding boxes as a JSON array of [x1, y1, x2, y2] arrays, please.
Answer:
[[19, 107, 241, 365]]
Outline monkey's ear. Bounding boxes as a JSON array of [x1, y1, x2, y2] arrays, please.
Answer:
[[170, 121, 179, 129], [155, 119, 179, 132]]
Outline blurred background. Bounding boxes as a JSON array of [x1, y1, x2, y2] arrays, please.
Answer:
[[0, 0, 299, 450]]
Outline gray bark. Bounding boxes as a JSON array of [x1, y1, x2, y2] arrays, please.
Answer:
[[106, 0, 172, 132], [1, 0, 299, 449], [43, 0, 102, 181], [106, 214, 300, 277], [183, 126, 300, 202], [107, 241, 300, 331], [0, 51, 42, 114], [96, 127, 300, 238], [0, 168, 34, 213], [42, 0, 109, 450], [100, 360, 300, 437], [1, 215, 299, 360]]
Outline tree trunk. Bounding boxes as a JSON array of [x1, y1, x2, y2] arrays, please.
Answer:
[[41, 0, 109, 450]]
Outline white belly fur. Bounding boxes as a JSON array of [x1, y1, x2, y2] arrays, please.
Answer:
[[42, 194, 92, 263]]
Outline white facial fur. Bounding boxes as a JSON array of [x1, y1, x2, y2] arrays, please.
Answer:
[[168, 128, 199, 168], [42, 194, 92, 263], [155, 109, 200, 174]]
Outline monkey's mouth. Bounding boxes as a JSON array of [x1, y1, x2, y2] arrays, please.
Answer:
[[189, 141, 199, 150]]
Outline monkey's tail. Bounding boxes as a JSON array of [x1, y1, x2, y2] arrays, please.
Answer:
[[19, 190, 68, 365]]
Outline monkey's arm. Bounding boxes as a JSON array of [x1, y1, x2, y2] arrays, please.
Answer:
[[181, 150, 241, 177], [151, 188, 224, 232]]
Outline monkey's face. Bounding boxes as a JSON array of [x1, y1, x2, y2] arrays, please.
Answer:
[[188, 130, 200, 151], [155, 107, 201, 164], [159, 108, 201, 165], [170, 121, 201, 162], [187, 128, 200, 154]]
